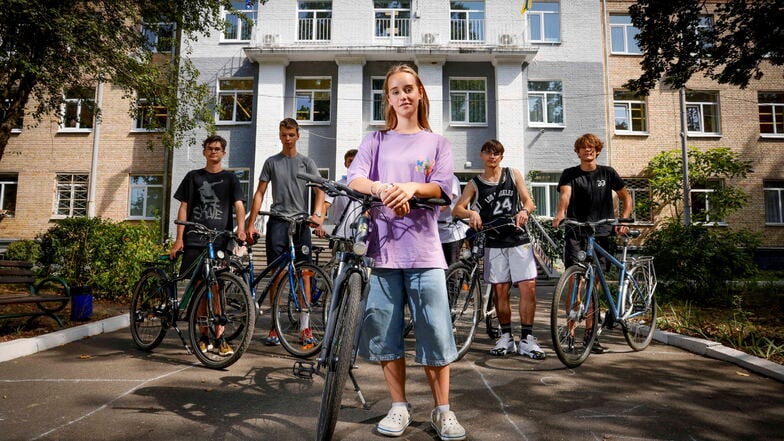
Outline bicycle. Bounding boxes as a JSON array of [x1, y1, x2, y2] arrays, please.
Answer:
[[550, 218, 657, 368], [446, 218, 532, 360], [291, 172, 446, 441], [233, 211, 332, 358], [130, 220, 255, 369]]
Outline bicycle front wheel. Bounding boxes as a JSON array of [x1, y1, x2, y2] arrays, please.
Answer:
[[316, 272, 363, 441], [622, 264, 657, 351], [445, 263, 479, 360], [551, 265, 599, 368], [188, 271, 255, 369], [274, 263, 331, 358], [130, 268, 171, 351]]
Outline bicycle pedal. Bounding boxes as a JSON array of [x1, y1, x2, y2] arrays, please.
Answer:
[[293, 360, 316, 380]]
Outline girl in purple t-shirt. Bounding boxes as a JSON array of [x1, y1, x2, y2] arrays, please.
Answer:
[[347, 64, 466, 441]]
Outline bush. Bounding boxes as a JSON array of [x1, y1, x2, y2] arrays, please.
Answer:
[[644, 219, 760, 305], [37, 217, 167, 301], [5, 239, 42, 264]]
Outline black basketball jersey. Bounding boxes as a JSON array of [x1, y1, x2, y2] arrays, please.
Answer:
[[470, 167, 528, 248]]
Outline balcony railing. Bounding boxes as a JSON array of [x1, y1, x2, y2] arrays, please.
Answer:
[[298, 17, 331, 41], [374, 17, 411, 40], [450, 18, 485, 43]]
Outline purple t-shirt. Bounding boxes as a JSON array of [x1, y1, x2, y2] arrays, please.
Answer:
[[348, 130, 454, 269]]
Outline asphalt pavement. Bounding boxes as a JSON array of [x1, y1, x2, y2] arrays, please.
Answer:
[[1, 284, 783, 441]]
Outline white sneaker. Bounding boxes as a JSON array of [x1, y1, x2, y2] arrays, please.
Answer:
[[377, 405, 411, 437], [430, 409, 466, 441], [518, 334, 546, 360], [489, 332, 516, 356]]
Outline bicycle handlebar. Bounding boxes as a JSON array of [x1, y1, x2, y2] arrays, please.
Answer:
[[297, 172, 449, 209], [174, 220, 238, 240], [559, 218, 635, 228]]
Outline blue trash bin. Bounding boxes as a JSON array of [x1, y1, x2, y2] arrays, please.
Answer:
[[70, 286, 93, 321]]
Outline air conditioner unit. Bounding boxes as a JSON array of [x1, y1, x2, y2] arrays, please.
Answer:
[[262, 34, 279, 46], [498, 33, 515, 46], [422, 33, 437, 45]]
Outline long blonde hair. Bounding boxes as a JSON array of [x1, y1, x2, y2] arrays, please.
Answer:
[[382, 64, 431, 131]]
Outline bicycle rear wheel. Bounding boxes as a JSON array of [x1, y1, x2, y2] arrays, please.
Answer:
[[622, 263, 657, 351], [445, 262, 479, 360], [274, 263, 331, 358], [551, 265, 599, 368], [188, 272, 255, 369], [130, 268, 171, 351], [316, 272, 362, 441]]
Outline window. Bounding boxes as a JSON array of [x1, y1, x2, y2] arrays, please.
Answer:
[[142, 22, 176, 53], [529, 172, 560, 217], [217, 78, 253, 124], [613, 90, 647, 134], [2, 99, 23, 133], [759, 92, 784, 137], [764, 180, 784, 224], [374, 1, 411, 38], [55, 174, 88, 217], [223, 1, 257, 42], [449, 78, 487, 125], [609, 15, 640, 54], [690, 181, 723, 224], [60, 87, 95, 131], [295, 77, 331, 123], [697, 15, 714, 50], [0, 173, 18, 217], [128, 175, 163, 220], [686, 90, 720, 135], [528, 81, 563, 126], [371, 76, 385, 123], [133, 99, 168, 131], [228, 169, 251, 210], [528, 1, 560, 43], [298, 1, 332, 41], [622, 178, 653, 223], [450, 1, 485, 42]]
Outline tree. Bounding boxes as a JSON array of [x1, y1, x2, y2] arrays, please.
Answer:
[[0, 0, 247, 162], [643, 147, 753, 223], [625, 0, 784, 95]]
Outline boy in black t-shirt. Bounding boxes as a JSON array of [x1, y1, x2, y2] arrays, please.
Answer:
[[553, 133, 632, 353], [170, 135, 246, 356]]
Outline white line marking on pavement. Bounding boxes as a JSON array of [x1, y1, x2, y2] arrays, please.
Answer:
[[1, 378, 140, 383], [30, 364, 194, 441], [471, 363, 529, 441]]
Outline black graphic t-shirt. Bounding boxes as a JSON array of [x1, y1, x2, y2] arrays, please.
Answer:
[[558, 165, 625, 237], [173, 169, 245, 248]]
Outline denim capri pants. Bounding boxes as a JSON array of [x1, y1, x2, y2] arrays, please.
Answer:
[[358, 268, 458, 366]]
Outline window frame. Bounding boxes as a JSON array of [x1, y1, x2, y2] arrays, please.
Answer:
[[226, 168, 251, 211], [127, 175, 163, 220], [221, 1, 257, 43], [527, 80, 564, 127], [54, 173, 88, 218], [690, 181, 725, 225], [685, 90, 721, 137], [132, 98, 168, 132], [370, 76, 386, 124], [216, 78, 254, 125], [622, 177, 653, 224], [527, 1, 561, 44], [449, 77, 488, 126], [59, 87, 95, 132], [449, 1, 485, 43], [297, 1, 332, 41], [374, 1, 411, 39], [294, 76, 332, 124], [528, 171, 560, 218], [613, 90, 648, 135], [764, 180, 784, 225], [2, 99, 23, 133], [609, 15, 641, 55], [142, 22, 176, 53], [759, 92, 784, 138], [0, 173, 18, 218]]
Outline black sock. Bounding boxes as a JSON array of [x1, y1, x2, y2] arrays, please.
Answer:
[[521, 324, 533, 339], [500, 323, 512, 336]]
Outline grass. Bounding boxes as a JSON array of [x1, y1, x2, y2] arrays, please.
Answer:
[[656, 279, 784, 365]]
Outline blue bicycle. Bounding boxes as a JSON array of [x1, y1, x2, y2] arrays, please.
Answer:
[[551, 218, 657, 368]]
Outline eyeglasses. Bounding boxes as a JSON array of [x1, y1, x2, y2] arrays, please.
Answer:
[[204, 147, 224, 153], [481, 150, 503, 157]]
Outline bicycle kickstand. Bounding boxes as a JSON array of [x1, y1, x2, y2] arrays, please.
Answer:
[[349, 369, 369, 409], [172, 325, 193, 355], [292, 360, 316, 380]]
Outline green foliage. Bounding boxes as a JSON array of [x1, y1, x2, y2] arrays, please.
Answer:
[[4, 239, 42, 264], [626, 0, 784, 94], [37, 217, 167, 301], [644, 220, 760, 304], [643, 147, 753, 222]]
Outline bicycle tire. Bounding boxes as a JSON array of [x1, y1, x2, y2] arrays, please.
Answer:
[[445, 263, 479, 360], [130, 267, 171, 351], [622, 264, 657, 351], [316, 272, 362, 441], [551, 265, 599, 368], [188, 271, 255, 369], [274, 262, 331, 358]]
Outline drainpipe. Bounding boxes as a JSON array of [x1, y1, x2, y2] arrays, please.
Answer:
[[87, 79, 104, 218], [679, 86, 692, 225]]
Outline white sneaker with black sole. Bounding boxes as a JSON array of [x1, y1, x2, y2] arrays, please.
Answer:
[[517, 334, 546, 360], [489, 332, 516, 356]]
